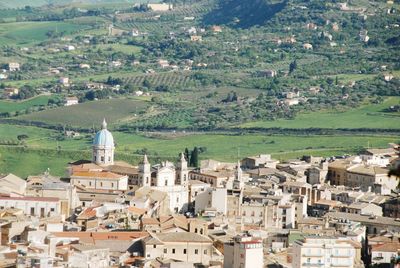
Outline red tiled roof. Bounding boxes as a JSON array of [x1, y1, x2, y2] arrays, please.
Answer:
[[52, 231, 149, 241], [77, 207, 97, 219], [372, 242, 400, 253], [72, 170, 125, 179]]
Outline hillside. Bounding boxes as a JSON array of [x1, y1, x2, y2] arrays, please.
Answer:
[[204, 0, 287, 28]]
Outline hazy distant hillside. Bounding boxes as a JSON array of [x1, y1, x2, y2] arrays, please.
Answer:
[[0, 0, 148, 9], [204, 0, 287, 28]]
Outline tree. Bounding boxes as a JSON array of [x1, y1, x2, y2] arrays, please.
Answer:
[[184, 148, 190, 162], [190, 147, 199, 167], [289, 60, 297, 74]]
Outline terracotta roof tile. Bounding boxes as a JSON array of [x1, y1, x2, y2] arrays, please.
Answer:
[[72, 170, 126, 179]]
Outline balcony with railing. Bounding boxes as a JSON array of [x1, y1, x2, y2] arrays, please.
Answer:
[[302, 253, 325, 257]]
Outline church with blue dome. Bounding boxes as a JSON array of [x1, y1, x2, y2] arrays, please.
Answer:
[[92, 118, 115, 166]]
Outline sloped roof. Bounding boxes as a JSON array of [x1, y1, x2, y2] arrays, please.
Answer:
[[72, 170, 126, 180], [372, 242, 400, 253], [146, 232, 212, 244]]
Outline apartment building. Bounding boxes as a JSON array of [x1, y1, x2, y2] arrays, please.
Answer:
[[292, 236, 361, 268]]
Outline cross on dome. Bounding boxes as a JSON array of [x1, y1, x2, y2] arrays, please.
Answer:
[[102, 118, 107, 129]]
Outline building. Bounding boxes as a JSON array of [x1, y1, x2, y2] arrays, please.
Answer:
[[0, 173, 26, 196], [7, 62, 20, 72], [138, 154, 189, 213], [69, 244, 110, 268], [194, 187, 227, 215], [143, 232, 213, 265], [303, 43, 313, 50], [328, 157, 397, 192], [92, 119, 115, 166], [59, 77, 70, 86], [223, 236, 264, 268], [343, 202, 383, 216], [70, 170, 128, 191], [0, 196, 60, 217], [3, 87, 19, 98], [65, 96, 79, 106], [241, 154, 278, 169], [292, 236, 361, 268], [211, 25, 222, 33], [371, 243, 400, 265], [26, 173, 80, 217], [147, 3, 173, 11], [325, 212, 400, 234]]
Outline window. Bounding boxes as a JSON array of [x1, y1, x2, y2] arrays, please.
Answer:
[[50, 208, 55, 212], [111, 183, 114, 188], [164, 249, 167, 254], [183, 249, 187, 254], [204, 249, 207, 254], [101, 156, 104, 162], [153, 245, 156, 248], [100, 182, 103, 187], [172, 249, 175, 254], [89, 181, 92, 186], [195, 228, 198, 233], [195, 249, 198, 254], [165, 181, 168, 186]]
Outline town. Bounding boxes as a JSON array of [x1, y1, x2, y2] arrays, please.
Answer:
[[0, 0, 399, 267], [0, 119, 398, 268]]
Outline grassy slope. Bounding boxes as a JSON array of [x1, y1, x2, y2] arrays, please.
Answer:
[[16, 98, 150, 127], [0, 95, 52, 113], [0, 122, 398, 177], [241, 97, 400, 129], [0, 21, 89, 45]]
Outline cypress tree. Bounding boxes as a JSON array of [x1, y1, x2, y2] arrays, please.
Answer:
[[190, 147, 199, 167]]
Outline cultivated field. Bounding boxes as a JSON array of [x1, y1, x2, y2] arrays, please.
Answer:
[[16, 98, 151, 127]]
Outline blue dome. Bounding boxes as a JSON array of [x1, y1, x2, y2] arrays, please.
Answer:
[[93, 119, 114, 148]]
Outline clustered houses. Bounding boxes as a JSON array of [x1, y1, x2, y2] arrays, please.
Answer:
[[0, 120, 399, 267]]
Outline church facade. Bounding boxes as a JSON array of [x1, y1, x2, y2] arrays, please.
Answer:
[[69, 119, 189, 213]]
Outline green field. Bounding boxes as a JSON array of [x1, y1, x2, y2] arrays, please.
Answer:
[[241, 97, 400, 129], [0, 121, 398, 177], [17, 98, 151, 127], [0, 95, 52, 114], [0, 21, 90, 45], [95, 44, 142, 54]]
